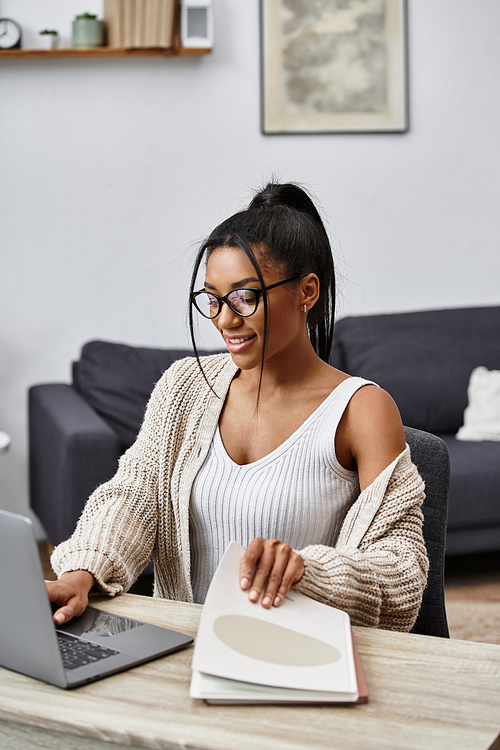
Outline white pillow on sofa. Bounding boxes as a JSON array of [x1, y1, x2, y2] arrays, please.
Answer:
[[457, 366, 500, 441]]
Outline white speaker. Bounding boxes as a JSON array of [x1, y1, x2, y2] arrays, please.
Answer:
[[181, 0, 213, 49]]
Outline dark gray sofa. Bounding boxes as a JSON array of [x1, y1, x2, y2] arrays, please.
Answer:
[[29, 304, 500, 559], [330, 305, 500, 556]]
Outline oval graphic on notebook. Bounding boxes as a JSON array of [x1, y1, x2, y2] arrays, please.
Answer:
[[213, 615, 341, 666]]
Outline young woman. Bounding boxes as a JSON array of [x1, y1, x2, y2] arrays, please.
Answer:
[[48, 183, 428, 631]]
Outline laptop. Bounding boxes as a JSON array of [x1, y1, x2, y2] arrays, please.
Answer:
[[0, 509, 194, 688]]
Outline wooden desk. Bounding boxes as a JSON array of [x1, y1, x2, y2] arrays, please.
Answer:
[[0, 594, 499, 750]]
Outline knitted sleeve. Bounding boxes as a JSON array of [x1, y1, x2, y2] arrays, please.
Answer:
[[50, 363, 176, 596], [293, 449, 429, 632]]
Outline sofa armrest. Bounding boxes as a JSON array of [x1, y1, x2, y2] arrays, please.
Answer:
[[29, 384, 121, 546]]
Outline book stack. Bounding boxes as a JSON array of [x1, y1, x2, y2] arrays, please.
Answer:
[[104, 0, 176, 48], [190, 543, 368, 705]]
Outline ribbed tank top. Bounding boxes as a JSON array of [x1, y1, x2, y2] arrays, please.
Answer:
[[189, 376, 375, 604]]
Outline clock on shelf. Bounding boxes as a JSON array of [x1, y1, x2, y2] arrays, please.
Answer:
[[0, 18, 22, 49]]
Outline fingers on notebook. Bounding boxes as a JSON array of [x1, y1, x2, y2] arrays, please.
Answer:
[[240, 538, 305, 609]]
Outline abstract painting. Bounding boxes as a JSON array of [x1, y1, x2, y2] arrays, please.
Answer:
[[261, 0, 408, 133]]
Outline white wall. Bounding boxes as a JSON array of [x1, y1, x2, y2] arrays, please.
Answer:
[[1, 0, 500, 520]]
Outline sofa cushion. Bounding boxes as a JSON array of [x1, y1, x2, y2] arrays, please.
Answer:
[[73, 341, 219, 448], [456, 366, 500, 441], [440, 433, 500, 531], [330, 306, 500, 433]]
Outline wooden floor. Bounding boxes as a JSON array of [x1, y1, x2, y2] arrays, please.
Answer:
[[39, 542, 500, 645], [445, 550, 500, 645]]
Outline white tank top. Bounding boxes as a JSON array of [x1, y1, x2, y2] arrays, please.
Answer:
[[189, 377, 375, 603]]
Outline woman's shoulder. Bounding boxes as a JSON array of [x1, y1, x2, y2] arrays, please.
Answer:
[[141, 352, 234, 423], [157, 351, 234, 393], [169, 351, 233, 376], [345, 381, 405, 447], [346, 380, 400, 419], [339, 380, 407, 490]]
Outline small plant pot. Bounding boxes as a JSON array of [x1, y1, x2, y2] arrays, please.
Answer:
[[72, 18, 104, 48], [39, 33, 59, 50]]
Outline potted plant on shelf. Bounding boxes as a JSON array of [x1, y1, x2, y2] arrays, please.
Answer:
[[72, 12, 104, 48], [38, 29, 59, 50]]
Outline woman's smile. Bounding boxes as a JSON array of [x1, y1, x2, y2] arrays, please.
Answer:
[[224, 333, 258, 353]]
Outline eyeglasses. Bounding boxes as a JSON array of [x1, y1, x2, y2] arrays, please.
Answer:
[[191, 275, 304, 319]]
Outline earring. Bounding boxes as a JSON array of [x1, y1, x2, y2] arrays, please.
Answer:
[[303, 305, 307, 313]]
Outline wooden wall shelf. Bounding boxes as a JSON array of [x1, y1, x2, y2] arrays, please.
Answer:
[[0, 46, 211, 59], [0, 0, 211, 60], [0, 0, 212, 60]]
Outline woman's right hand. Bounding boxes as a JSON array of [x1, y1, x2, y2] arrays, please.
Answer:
[[45, 570, 95, 625]]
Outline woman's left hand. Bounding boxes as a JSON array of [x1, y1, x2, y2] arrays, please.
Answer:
[[239, 537, 304, 608]]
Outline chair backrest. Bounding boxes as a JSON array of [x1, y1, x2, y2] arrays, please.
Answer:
[[404, 426, 450, 638]]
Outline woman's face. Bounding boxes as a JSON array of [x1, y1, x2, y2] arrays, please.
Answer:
[[204, 246, 304, 371]]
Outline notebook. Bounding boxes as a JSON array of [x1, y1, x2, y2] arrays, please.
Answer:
[[0, 509, 193, 688], [190, 542, 368, 704]]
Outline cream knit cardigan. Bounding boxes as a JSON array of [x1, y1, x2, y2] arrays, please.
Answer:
[[52, 354, 429, 632]]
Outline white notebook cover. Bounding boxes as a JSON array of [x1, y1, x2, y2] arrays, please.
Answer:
[[190, 543, 358, 700]]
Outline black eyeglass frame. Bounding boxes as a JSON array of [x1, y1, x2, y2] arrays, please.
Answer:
[[191, 274, 306, 319]]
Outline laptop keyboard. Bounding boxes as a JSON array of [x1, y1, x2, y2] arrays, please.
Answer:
[[57, 631, 120, 671]]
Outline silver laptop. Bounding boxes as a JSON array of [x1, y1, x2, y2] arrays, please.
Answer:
[[0, 509, 194, 688]]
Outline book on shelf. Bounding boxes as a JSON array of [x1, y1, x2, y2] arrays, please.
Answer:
[[104, 0, 175, 49], [123, 0, 135, 47], [190, 542, 369, 705], [104, 0, 124, 47], [134, 0, 145, 47], [145, 0, 160, 46], [158, 0, 175, 47]]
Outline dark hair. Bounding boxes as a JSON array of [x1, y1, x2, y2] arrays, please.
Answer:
[[188, 182, 335, 385]]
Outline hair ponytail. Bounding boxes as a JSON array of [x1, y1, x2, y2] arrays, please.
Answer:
[[249, 183, 328, 242], [247, 183, 335, 362]]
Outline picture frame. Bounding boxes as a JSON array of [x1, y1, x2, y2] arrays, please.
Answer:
[[261, 0, 408, 134]]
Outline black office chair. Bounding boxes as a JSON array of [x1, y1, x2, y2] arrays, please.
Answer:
[[405, 426, 450, 638]]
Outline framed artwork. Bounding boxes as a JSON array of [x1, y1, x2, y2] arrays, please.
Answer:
[[261, 0, 408, 134]]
